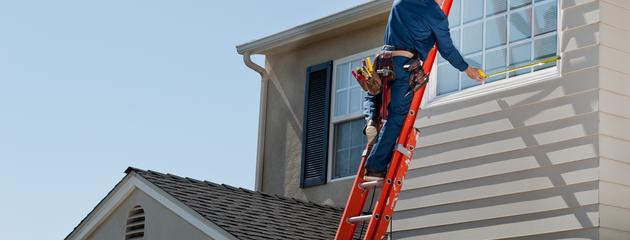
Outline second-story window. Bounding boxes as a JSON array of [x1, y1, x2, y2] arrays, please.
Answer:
[[435, 0, 558, 97], [329, 50, 377, 180]]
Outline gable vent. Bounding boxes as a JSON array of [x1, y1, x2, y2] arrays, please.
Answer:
[[125, 205, 145, 240]]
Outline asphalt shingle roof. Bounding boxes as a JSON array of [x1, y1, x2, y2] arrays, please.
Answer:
[[127, 167, 347, 240]]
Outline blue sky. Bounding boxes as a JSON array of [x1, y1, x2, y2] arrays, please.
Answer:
[[0, 0, 369, 239]]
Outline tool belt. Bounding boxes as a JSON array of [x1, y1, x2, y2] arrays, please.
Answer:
[[381, 45, 428, 94], [403, 55, 429, 94], [354, 45, 418, 95]]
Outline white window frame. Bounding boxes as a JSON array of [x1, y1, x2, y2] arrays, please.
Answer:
[[328, 47, 381, 182], [422, 0, 563, 109]]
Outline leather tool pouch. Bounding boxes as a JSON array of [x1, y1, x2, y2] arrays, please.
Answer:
[[356, 71, 382, 95], [403, 56, 429, 93], [356, 50, 395, 95]]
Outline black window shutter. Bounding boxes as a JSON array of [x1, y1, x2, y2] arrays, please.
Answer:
[[301, 61, 333, 188]]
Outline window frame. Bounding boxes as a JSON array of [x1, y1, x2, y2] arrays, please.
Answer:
[[327, 47, 381, 182], [422, 0, 562, 109]]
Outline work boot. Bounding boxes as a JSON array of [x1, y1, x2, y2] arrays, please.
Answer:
[[364, 169, 386, 181], [365, 120, 378, 145]]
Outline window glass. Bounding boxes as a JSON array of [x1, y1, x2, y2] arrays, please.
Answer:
[[534, 1, 557, 36], [436, 0, 558, 97], [511, 0, 531, 9], [509, 42, 532, 77], [486, 15, 507, 49], [334, 90, 348, 117], [333, 119, 366, 179], [534, 34, 557, 70], [437, 63, 460, 95], [462, 22, 483, 55], [349, 87, 362, 114], [485, 48, 507, 82], [449, 0, 461, 27], [487, 0, 507, 16], [336, 62, 349, 90], [509, 8, 532, 43], [463, 0, 484, 23]]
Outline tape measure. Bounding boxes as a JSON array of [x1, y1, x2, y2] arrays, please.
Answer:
[[478, 56, 561, 79]]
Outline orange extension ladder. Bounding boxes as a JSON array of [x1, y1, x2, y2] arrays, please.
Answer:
[[335, 0, 454, 239]]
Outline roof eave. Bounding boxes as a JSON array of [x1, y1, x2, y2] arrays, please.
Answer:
[[235, 0, 392, 55], [66, 168, 238, 240]]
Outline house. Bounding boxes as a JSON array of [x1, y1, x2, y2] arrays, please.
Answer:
[[65, 167, 346, 240], [236, 0, 630, 239]]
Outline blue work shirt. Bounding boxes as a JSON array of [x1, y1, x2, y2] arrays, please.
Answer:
[[385, 0, 469, 71]]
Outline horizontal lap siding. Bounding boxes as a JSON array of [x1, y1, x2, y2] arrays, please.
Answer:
[[392, 1, 601, 238]]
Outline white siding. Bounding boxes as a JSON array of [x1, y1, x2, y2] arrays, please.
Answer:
[[392, 0, 603, 238]]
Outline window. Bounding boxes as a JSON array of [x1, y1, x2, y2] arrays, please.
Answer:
[[434, 0, 558, 97], [329, 49, 377, 180], [125, 205, 145, 240]]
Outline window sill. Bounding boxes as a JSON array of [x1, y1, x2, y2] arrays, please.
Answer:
[[329, 175, 356, 183], [423, 67, 560, 109]]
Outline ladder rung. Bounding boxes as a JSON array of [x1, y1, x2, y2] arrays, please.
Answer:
[[359, 180, 384, 189], [348, 215, 373, 223]]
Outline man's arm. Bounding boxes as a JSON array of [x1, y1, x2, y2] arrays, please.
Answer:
[[424, 1, 483, 81], [424, 2, 467, 71]]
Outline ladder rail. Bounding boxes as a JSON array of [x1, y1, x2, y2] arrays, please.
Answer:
[[335, 145, 374, 239], [336, 1, 453, 239], [364, 1, 453, 237]]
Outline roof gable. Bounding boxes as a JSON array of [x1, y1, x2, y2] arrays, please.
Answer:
[[68, 167, 351, 240], [65, 169, 237, 240], [129, 167, 344, 240]]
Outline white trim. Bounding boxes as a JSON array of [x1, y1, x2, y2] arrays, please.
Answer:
[[132, 176, 237, 240], [327, 47, 380, 182], [235, 0, 393, 55], [424, 66, 560, 108], [66, 173, 238, 240]]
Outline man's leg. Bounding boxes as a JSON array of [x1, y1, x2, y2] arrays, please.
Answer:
[[363, 92, 381, 143], [364, 56, 413, 175]]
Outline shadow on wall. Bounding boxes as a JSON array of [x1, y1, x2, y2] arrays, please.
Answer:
[[259, 56, 302, 196], [395, 73, 599, 237], [391, 2, 601, 238]]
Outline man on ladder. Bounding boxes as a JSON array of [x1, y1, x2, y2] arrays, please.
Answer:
[[363, 0, 485, 180]]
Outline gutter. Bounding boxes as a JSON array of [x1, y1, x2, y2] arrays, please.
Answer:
[[242, 53, 269, 191]]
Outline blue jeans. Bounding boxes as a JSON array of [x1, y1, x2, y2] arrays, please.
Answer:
[[363, 56, 413, 172]]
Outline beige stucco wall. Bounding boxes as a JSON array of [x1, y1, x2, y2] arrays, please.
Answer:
[[259, 0, 630, 239], [260, 13, 389, 206], [87, 188, 213, 240]]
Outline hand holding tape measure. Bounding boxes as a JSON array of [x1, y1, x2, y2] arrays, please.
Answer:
[[478, 56, 561, 80]]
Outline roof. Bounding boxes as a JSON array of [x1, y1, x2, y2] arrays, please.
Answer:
[[235, 0, 392, 55], [125, 167, 349, 240]]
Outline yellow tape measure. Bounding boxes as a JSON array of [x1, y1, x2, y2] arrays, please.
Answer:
[[479, 56, 561, 79]]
